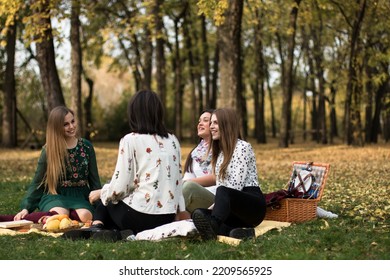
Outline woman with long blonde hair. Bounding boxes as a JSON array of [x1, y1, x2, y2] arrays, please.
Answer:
[[1, 106, 102, 223]]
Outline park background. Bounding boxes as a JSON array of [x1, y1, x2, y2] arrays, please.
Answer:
[[1, 0, 389, 147], [0, 0, 389, 259]]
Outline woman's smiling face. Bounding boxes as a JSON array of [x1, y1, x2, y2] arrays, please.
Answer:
[[197, 112, 212, 140], [210, 114, 220, 140], [63, 112, 77, 139]]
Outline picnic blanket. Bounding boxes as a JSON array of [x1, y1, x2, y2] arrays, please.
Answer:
[[0, 226, 63, 238], [0, 219, 290, 246], [134, 219, 290, 246]]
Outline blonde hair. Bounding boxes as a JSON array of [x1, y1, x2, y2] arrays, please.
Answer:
[[210, 108, 241, 181], [43, 106, 77, 194]]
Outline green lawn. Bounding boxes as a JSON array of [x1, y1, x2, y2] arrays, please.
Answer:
[[0, 141, 389, 260]]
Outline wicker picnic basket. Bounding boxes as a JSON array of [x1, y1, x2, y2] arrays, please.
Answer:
[[264, 161, 330, 223]]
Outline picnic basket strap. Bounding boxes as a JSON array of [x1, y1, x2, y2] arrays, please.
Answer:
[[294, 172, 312, 190]]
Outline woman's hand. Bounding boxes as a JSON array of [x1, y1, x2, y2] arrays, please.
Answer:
[[14, 209, 28, 221], [89, 189, 101, 204]]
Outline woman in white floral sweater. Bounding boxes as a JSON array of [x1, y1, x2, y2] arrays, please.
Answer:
[[64, 90, 187, 241]]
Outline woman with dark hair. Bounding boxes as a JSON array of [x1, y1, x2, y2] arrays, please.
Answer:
[[64, 90, 186, 241], [182, 109, 216, 213], [0, 106, 102, 223], [192, 108, 266, 240]]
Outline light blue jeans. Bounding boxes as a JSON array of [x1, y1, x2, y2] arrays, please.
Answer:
[[182, 181, 215, 213]]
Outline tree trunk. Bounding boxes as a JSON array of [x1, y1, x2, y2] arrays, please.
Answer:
[[253, 8, 266, 143], [185, 6, 203, 116], [217, 0, 245, 136], [210, 44, 219, 109], [172, 9, 186, 140], [83, 74, 94, 141], [279, 0, 301, 148], [217, 0, 243, 110], [2, 21, 17, 147], [329, 79, 338, 141], [153, 0, 167, 114], [344, 0, 367, 145], [131, 30, 153, 91], [315, 58, 327, 144], [34, 0, 65, 111], [311, 2, 328, 144], [218, 23, 235, 108], [142, 27, 153, 90], [265, 64, 276, 138], [364, 49, 389, 143], [71, 0, 83, 135], [383, 90, 390, 142], [371, 76, 388, 143], [301, 24, 319, 142], [307, 51, 319, 142], [201, 15, 211, 109], [118, 38, 141, 91], [364, 63, 374, 143], [183, 11, 198, 141], [302, 75, 308, 141]]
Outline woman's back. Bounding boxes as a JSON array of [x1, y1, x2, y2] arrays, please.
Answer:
[[122, 133, 182, 213]]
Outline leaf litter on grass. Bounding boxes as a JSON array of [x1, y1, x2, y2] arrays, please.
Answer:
[[1, 141, 389, 227]]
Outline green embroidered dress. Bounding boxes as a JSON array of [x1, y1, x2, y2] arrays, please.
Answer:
[[20, 138, 101, 214]]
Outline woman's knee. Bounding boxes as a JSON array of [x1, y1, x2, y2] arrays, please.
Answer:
[[215, 185, 230, 197], [49, 207, 69, 215], [182, 181, 200, 201], [75, 209, 93, 222], [182, 182, 191, 197]]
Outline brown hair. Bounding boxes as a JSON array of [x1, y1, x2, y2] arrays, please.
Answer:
[[127, 90, 168, 137], [210, 108, 241, 180]]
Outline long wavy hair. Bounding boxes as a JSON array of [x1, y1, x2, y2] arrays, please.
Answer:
[[209, 108, 241, 181], [44, 106, 78, 194]]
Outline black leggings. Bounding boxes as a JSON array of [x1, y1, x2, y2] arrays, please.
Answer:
[[212, 186, 266, 235], [93, 200, 175, 234]]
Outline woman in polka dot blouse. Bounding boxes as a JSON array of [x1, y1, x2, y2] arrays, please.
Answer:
[[192, 108, 266, 240]]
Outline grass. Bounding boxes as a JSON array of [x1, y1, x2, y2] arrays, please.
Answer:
[[0, 139, 389, 260]]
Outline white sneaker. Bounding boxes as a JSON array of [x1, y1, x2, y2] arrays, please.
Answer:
[[316, 207, 338, 218], [125, 234, 136, 241]]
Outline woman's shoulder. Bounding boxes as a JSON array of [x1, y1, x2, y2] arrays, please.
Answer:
[[122, 133, 179, 144], [122, 133, 155, 145], [79, 138, 93, 147], [168, 133, 181, 148], [235, 139, 255, 153], [39, 145, 47, 156], [236, 139, 252, 148], [168, 133, 179, 141], [78, 138, 97, 153], [123, 132, 147, 141]]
